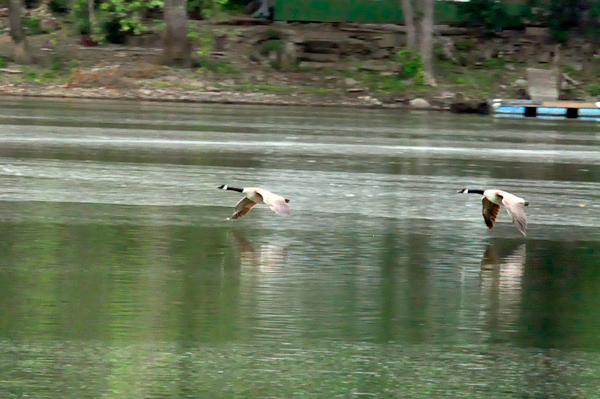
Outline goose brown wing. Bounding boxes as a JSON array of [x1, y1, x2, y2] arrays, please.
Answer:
[[482, 197, 500, 229], [231, 197, 257, 220]]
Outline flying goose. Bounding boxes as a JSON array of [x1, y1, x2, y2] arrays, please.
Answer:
[[218, 185, 291, 220], [458, 188, 529, 236]]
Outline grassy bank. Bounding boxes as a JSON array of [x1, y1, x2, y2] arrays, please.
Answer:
[[1, 22, 599, 108]]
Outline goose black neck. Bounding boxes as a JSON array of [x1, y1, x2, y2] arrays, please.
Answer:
[[226, 186, 243, 193], [467, 189, 484, 195]]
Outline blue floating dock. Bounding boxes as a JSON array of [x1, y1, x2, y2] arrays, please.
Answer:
[[492, 100, 600, 119]]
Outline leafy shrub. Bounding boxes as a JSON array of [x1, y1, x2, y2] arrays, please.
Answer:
[[69, 0, 91, 35], [99, 0, 164, 38], [51, 59, 62, 71], [22, 16, 41, 35], [395, 49, 423, 79], [101, 17, 128, 44], [548, 0, 583, 42], [0, 57, 5, 68], [194, 31, 215, 57], [260, 39, 283, 56], [588, 83, 600, 97], [24, 69, 38, 81], [49, 0, 70, 15], [482, 57, 505, 69], [455, 41, 475, 52], [196, 58, 238, 73], [413, 70, 426, 86], [457, 0, 510, 32], [188, 0, 229, 19]]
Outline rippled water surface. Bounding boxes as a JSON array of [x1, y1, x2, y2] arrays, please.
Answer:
[[0, 97, 599, 398]]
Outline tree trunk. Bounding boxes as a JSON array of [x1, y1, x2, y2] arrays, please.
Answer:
[[418, 0, 436, 86], [88, 0, 95, 36], [8, 0, 33, 64], [162, 0, 191, 67], [399, 0, 416, 49], [398, 0, 436, 86]]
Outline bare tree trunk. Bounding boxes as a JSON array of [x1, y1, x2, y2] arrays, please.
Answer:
[[399, 0, 416, 49], [162, 0, 191, 67], [88, 0, 95, 36], [8, 0, 33, 64], [418, 0, 436, 86]]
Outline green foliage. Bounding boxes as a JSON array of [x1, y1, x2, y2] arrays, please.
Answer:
[[260, 39, 283, 56], [99, 0, 164, 37], [395, 49, 423, 80], [48, 0, 70, 15], [413, 70, 426, 86], [454, 41, 475, 52], [0, 57, 5, 68], [587, 3, 600, 40], [192, 30, 215, 57], [188, 0, 229, 19], [23, 68, 38, 81], [588, 83, 600, 97], [482, 57, 505, 69], [457, 0, 510, 32], [50, 60, 62, 71], [196, 58, 238, 74], [100, 17, 128, 44], [264, 28, 282, 40], [377, 76, 407, 93], [69, 0, 91, 35], [550, 29, 569, 43], [563, 64, 582, 78], [22, 16, 41, 35], [548, 0, 584, 42]]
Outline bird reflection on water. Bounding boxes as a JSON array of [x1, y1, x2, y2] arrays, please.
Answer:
[[227, 229, 289, 274], [479, 244, 527, 343]]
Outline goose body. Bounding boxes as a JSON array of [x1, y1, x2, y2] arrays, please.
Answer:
[[218, 185, 290, 220], [458, 188, 529, 236]]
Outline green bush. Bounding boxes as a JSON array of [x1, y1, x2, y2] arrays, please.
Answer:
[[482, 57, 505, 69], [457, 0, 510, 32], [97, 0, 164, 42], [101, 17, 128, 44], [395, 49, 423, 80], [49, 0, 70, 15], [188, 0, 229, 19], [69, 0, 91, 35], [260, 39, 283, 56], [548, 0, 584, 42], [588, 83, 600, 97], [196, 58, 238, 74], [455, 41, 475, 52], [0, 57, 5, 68], [22, 16, 41, 35], [413, 70, 426, 86]]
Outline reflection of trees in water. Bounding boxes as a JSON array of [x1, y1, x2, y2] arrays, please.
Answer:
[[477, 243, 570, 399], [479, 243, 526, 344], [378, 217, 431, 344], [519, 241, 587, 350], [404, 224, 431, 343], [172, 225, 242, 343]]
